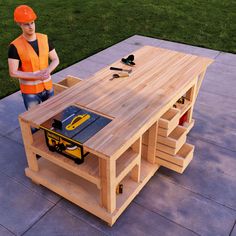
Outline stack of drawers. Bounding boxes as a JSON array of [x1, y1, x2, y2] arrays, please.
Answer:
[[156, 107, 194, 173]]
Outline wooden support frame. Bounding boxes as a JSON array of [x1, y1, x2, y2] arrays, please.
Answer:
[[130, 137, 141, 182], [185, 77, 197, 122], [146, 122, 158, 164], [19, 118, 39, 172], [99, 158, 116, 213]]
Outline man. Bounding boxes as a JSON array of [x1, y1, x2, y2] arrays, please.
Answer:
[[8, 5, 59, 110]]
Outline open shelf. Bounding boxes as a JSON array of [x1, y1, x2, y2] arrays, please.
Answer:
[[53, 76, 81, 95], [25, 158, 110, 221], [116, 148, 140, 184], [25, 157, 160, 225], [174, 99, 192, 117], [53, 83, 67, 95], [32, 130, 100, 188], [115, 158, 159, 220]]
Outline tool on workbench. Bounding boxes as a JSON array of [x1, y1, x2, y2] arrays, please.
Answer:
[[177, 96, 185, 104], [66, 114, 90, 131], [110, 67, 132, 73], [121, 54, 135, 66], [110, 73, 129, 81], [116, 184, 123, 194], [40, 106, 112, 164]]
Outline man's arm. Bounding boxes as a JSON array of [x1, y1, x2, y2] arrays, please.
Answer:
[[48, 49, 60, 73], [8, 58, 47, 80], [40, 49, 59, 79]]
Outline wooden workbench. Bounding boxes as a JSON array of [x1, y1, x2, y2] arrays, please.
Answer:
[[19, 46, 213, 225]]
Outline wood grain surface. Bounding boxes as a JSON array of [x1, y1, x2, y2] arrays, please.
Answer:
[[19, 46, 213, 158]]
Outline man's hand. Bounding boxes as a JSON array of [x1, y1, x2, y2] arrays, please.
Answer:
[[34, 68, 51, 80], [40, 68, 51, 80], [8, 58, 54, 81]]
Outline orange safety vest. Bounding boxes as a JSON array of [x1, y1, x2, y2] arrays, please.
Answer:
[[11, 33, 53, 94]]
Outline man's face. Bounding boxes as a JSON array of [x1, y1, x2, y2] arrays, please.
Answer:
[[19, 21, 35, 35]]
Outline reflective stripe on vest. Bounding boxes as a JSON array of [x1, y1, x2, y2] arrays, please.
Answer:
[[19, 76, 52, 94], [11, 33, 53, 94]]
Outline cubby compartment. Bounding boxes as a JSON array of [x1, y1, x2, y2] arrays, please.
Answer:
[[116, 147, 140, 185], [174, 98, 191, 117], [156, 143, 194, 173], [157, 125, 187, 149], [58, 76, 81, 87], [53, 83, 67, 95], [53, 76, 82, 95]]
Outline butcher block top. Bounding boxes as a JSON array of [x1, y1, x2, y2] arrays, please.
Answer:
[[19, 46, 213, 158]]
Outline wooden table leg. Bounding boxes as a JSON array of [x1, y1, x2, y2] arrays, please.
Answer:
[[99, 158, 116, 213], [146, 122, 158, 164], [196, 70, 207, 97], [186, 79, 197, 123], [19, 118, 39, 172], [131, 137, 141, 182]]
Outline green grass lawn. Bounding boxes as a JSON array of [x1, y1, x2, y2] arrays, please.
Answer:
[[1, 0, 235, 98]]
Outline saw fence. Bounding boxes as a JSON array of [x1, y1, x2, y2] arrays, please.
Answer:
[[19, 46, 213, 226]]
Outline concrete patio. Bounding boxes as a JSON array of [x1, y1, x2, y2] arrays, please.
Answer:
[[0, 35, 235, 236]]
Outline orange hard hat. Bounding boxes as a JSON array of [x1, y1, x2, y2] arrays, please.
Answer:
[[14, 5, 37, 23]]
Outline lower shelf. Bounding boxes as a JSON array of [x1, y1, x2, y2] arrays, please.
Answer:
[[25, 157, 159, 226]]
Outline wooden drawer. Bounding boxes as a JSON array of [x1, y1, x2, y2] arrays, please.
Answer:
[[158, 108, 180, 137], [57, 75, 81, 87], [53, 83, 67, 95], [157, 125, 187, 149], [53, 76, 81, 95], [156, 143, 194, 173]]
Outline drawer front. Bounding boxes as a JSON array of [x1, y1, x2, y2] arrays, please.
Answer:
[[53, 83, 67, 95], [157, 142, 182, 155], [159, 108, 180, 129], [57, 76, 81, 87], [157, 125, 187, 149], [158, 108, 180, 137]]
